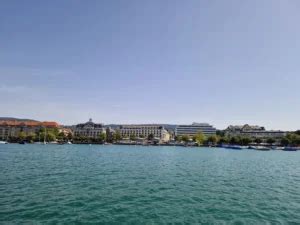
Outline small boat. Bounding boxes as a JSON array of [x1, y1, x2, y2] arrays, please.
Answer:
[[224, 145, 247, 150], [283, 147, 299, 151], [19, 141, 26, 145], [48, 141, 58, 144], [255, 146, 270, 151], [0, 141, 8, 144], [271, 146, 284, 150], [67, 141, 72, 144]]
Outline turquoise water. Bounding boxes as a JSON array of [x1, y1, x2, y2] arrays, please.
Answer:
[[1, 144, 300, 224]]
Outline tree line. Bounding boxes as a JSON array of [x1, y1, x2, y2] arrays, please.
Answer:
[[175, 130, 300, 147]]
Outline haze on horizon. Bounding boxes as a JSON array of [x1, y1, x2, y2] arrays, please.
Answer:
[[1, 0, 300, 130]]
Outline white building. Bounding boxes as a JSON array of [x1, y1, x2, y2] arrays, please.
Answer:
[[225, 124, 286, 138], [118, 125, 170, 142], [73, 119, 106, 139], [175, 123, 216, 136]]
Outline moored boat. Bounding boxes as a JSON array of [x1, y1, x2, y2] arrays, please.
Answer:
[[283, 147, 299, 151], [0, 141, 8, 144], [222, 145, 247, 150], [254, 146, 270, 151]]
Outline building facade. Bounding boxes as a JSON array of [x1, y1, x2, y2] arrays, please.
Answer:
[[175, 123, 216, 136], [73, 119, 106, 138], [0, 120, 59, 139], [118, 125, 170, 142], [225, 124, 286, 138]]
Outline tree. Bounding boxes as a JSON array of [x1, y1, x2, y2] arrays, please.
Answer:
[[115, 131, 122, 141], [181, 135, 190, 143], [254, 138, 262, 144], [18, 132, 26, 141], [193, 132, 205, 145], [47, 132, 56, 142], [57, 132, 66, 141], [216, 130, 225, 137], [281, 137, 290, 146], [266, 138, 276, 145], [294, 130, 300, 135], [207, 135, 218, 145], [26, 132, 36, 143], [98, 132, 106, 143], [240, 137, 251, 146], [148, 133, 154, 141], [67, 133, 73, 140], [229, 136, 239, 145], [218, 136, 229, 145], [130, 134, 136, 141], [175, 136, 182, 142]]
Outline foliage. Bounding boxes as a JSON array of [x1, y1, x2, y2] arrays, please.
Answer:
[[266, 138, 276, 145], [281, 137, 290, 146], [254, 138, 262, 144], [193, 132, 206, 145], [181, 135, 190, 143], [18, 132, 26, 141], [240, 137, 251, 146], [98, 132, 106, 142], [175, 136, 182, 142], [26, 132, 36, 143], [130, 134, 136, 141], [218, 136, 229, 144], [207, 135, 218, 145], [115, 131, 122, 141], [148, 133, 154, 141]]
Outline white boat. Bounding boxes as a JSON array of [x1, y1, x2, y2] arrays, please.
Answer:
[[67, 141, 72, 144], [255, 146, 270, 151], [0, 141, 8, 144], [271, 146, 284, 150]]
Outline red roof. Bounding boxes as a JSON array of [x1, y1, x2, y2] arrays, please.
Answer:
[[0, 120, 59, 127]]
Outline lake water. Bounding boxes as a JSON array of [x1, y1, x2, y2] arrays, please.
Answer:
[[1, 144, 300, 224]]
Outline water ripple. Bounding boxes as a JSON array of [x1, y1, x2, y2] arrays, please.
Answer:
[[1, 144, 300, 224]]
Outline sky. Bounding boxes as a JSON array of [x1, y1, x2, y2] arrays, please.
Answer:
[[1, 0, 300, 130]]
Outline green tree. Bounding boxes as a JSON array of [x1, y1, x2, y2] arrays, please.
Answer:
[[67, 133, 73, 140], [266, 138, 276, 145], [148, 133, 154, 141], [181, 135, 190, 143], [98, 132, 106, 143], [18, 131, 26, 141], [254, 138, 262, 144], [26, 132, 36, 143], [281, 137, 290, 146], [47, 132, 56, 142], [240, 137, 251, 146], [57, 132, 66, 141], [207, 135, 218, 145], [193, 132, 206, 145], [130, 134, 136, 141], [218, 136, 229, 145], [216, 130, 225, 137], [229, 136, 239, 145], [175, 135, 182, 142], [115, 131, 122, 141]]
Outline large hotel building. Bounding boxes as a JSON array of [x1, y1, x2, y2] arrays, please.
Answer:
[[118, 125, 170, 142], [0, 120, 59, 139], [175, 123, 216, 136], [73, 119, 106, 139]]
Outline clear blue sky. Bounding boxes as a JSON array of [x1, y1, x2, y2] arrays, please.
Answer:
[[1, 0, 299, 130]]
